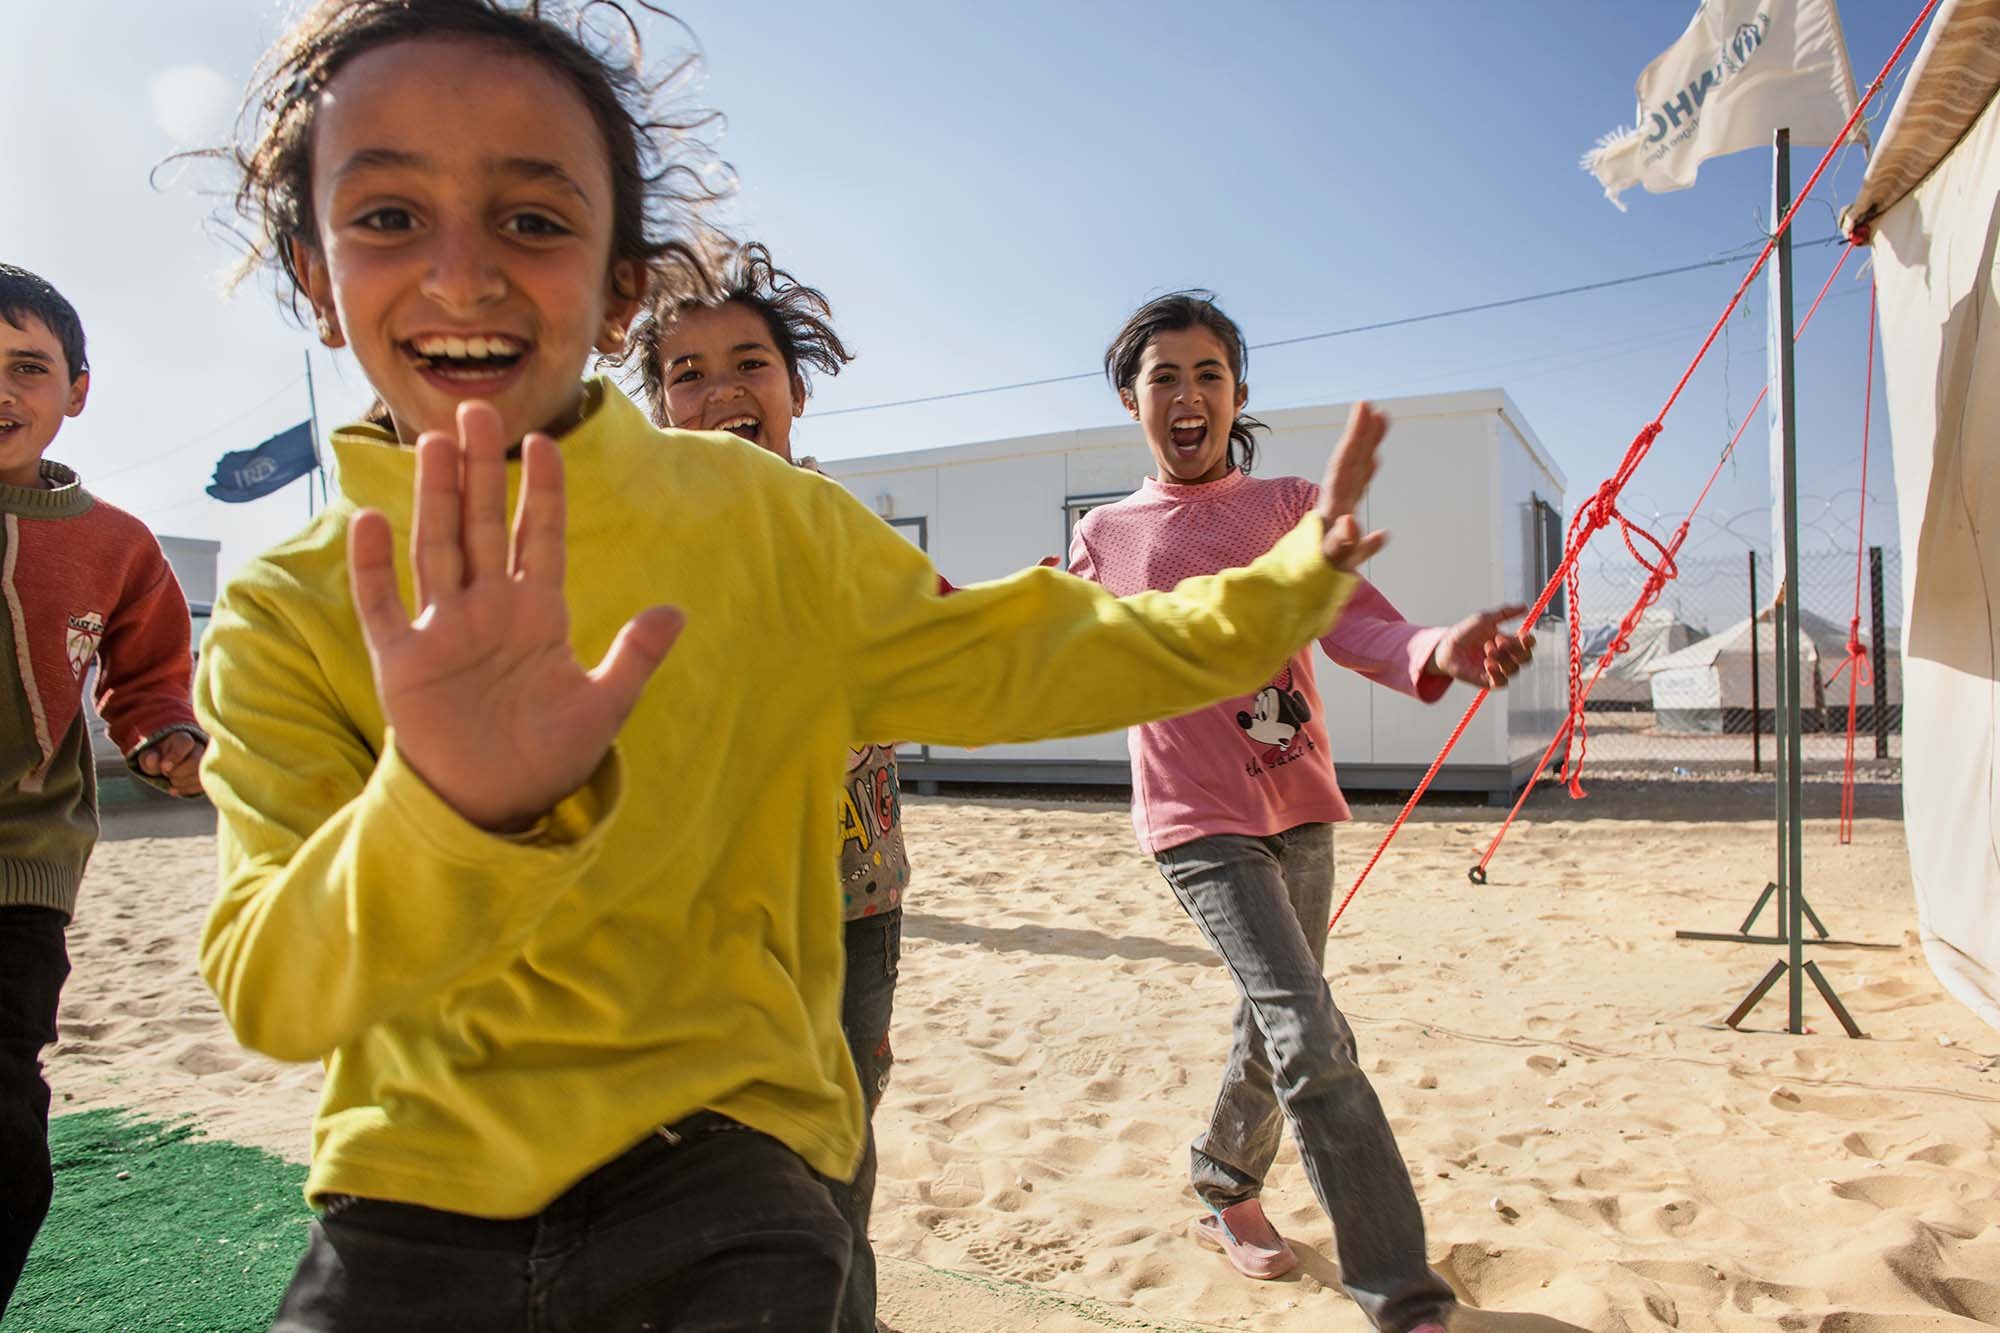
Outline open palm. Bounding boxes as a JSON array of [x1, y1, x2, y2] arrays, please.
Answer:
[[348, 401, 683, 832], [1315, 400, 1392, 571]]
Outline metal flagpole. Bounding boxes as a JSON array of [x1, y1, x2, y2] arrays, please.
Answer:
[[1774, 127, 1807, 1032], [304, 350, 323, 518], [1678, 131, 1888, 982], [1710, 129, 1869, 1036]]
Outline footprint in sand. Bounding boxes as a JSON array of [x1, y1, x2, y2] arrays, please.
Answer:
[[962, 1230, 1084, 1285], [1653, 1197, 1699, 1235]]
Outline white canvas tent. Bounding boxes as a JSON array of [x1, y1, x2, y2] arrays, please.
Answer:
[[1644, 605, 1901, 733], [1842, 0, 2000, 1029], [1578, 607, 1706, 706]]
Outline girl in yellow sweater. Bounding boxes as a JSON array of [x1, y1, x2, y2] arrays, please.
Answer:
[[195, 3, 1389, 1328]]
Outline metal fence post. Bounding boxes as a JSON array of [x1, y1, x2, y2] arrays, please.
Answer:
[[1869, 545, 1889, 760], [1748, 549, 1761, 774]]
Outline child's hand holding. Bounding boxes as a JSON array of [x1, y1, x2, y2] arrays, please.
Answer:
[[1315, 401, 1391, 572], [135, 731, 207, 797], [347, 401, 685, 834], [1430, 606, 1537, 688]]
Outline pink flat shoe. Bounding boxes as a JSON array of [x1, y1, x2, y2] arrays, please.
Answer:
[[1189, 1198, 1298, 1280]]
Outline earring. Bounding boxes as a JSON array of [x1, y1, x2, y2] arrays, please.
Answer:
[[316, 315, 344, 348]]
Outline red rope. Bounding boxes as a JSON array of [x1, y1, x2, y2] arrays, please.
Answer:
[[1463, 241, 1870, 886], [1330, 0, 1939, 930], [1831, 284, 1879, 844]]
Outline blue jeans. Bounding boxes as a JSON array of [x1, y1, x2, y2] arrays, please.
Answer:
[[270, 1112, 850, 1332], [0, 906, 68, 1321], [827, 908, 900, 1333], [1156, 824, 1455, 1333]]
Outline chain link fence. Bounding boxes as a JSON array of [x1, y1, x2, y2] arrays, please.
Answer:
[[1553, 545, 1902, 783]]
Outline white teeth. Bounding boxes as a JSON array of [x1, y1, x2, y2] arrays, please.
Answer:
[[1172, 417, 1205, 430], [410, 334, 524, 359], [714, 415, 758, 431]]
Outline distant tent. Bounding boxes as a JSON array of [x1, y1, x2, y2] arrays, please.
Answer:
[[1578, 607, 1706, 707], [1841, 0, 2000, 1029], [1644, 605, 1902, 734]]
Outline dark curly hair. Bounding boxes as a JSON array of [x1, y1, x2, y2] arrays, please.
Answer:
[[199, 0, 729, 320], [0, 264, 87, 382], [615, 240, 852, 427], [1103, 290, 1266, 474]]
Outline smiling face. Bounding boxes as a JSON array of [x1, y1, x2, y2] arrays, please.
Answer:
[[0, 313, 89, 488], [292, 37, 640, 444], [655, 300, 806, 461], [1122, 325, 1247, 486]]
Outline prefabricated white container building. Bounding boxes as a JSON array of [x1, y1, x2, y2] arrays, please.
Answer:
[[821, 389, 1569, 802]]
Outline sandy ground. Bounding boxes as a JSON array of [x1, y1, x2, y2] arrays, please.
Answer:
[[47, 779, 2000, 1332]]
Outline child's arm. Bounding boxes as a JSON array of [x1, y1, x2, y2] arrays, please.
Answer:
[[95, 557, 206, 796], [1320, 586, 1535, 695], [840, 407, 1389, 747], [1297, 478, 1535, 695], [198, 404, 677, 1062], [1317, 579, 1453, 702]]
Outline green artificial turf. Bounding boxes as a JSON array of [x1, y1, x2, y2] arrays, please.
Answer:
[[7, 1110, 311, 1332]]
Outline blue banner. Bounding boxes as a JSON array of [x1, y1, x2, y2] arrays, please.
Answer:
[[206, 420, 317, 504]]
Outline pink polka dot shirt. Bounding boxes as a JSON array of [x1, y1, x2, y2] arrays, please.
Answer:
[[1069, 469, 1448, 854]]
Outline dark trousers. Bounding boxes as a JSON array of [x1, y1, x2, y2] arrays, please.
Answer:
[[828, 908, 901, 1333], [271, 1113, 850, 1332], [0, 906, 68, 1320]]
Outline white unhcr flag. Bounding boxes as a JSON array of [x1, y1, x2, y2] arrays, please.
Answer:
[[1583, 0, 1864, 210]]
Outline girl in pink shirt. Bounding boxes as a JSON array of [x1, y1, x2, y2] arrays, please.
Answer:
[[1070, 292, 1533, 1333]]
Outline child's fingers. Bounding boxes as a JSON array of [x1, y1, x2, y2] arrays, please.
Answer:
[[165, 752, 203, 793], [1322, 513, 1389, 570], [588, 606, 686, 720], [349, 509, 415, 656], [457, 401, 510, 583], [1484, 634, 1534, 686], [1321, 401, 1385, 520], [512, 434, 566, 585], [150, 733, 193, 768], [412, 433, 464, 609]]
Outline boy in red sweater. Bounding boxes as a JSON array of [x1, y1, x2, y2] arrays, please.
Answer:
[[0, 264, 205, 1316]]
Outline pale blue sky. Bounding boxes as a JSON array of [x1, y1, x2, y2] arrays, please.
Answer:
[[3, 2, 1922, 608]]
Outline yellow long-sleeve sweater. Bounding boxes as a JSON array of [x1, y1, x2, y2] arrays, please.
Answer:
[[195, 381, 1356, 1218]]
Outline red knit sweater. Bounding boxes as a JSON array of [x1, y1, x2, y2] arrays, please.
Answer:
[[2, 461, 202, 915]]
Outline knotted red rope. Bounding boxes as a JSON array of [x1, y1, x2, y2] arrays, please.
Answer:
[[1461, 242, 1869, 887], [1330, 0, 1936, 933], [1829, 283, 1879, 845]]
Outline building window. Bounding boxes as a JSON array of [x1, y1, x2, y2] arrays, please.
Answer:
[[1530, 494, 1565, 621], [1062, 492, 1130, 567], [887, 516, 927, 551]]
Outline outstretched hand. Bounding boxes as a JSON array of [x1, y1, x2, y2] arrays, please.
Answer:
[[348, 400, 684, 833], [1314, 401, 1392, 571], [1431, 604, 1536, 689]]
